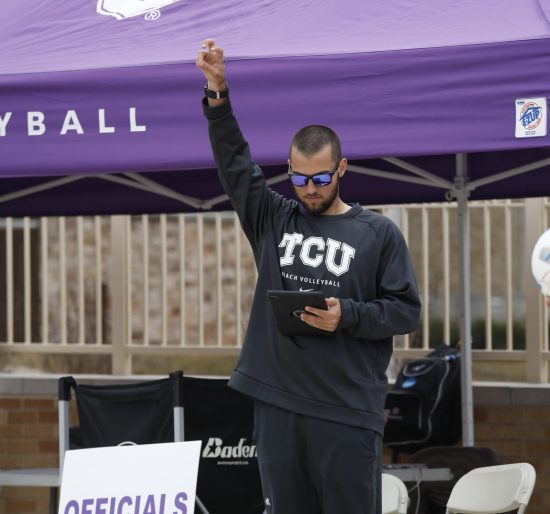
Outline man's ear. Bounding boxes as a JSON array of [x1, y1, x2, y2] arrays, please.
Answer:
[[338, 158, 348, 178]]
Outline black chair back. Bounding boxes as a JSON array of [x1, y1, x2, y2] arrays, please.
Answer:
[[183, 376, 264, 514]]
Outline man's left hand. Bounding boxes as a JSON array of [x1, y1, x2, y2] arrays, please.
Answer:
[[301, 297, 341, 332]]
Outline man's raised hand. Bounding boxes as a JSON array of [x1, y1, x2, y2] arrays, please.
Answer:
[[196, 39, 226, 92]]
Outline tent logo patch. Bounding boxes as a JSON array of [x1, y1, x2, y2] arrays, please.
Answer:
[[97, 0, 180, 20], [515, 97, 547, 138], [520, 103, 542, 130]]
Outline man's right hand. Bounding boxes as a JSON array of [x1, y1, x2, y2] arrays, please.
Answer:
[[196, 39, 227, 106]]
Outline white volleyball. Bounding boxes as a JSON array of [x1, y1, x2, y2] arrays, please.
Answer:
[[531, 228, 550, 296]]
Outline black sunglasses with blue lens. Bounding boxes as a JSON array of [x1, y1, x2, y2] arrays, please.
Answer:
[[288, 161, 340, 187]]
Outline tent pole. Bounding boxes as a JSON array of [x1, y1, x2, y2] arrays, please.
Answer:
[[455, 153, 475, 446]]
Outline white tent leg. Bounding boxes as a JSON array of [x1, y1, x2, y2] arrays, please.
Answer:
[[455, 153, 474, 446]]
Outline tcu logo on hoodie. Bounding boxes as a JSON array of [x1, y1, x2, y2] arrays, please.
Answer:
[[97, 0, 180, 20], [278, 233, 356, 277]]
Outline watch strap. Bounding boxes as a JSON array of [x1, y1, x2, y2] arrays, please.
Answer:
[[204, 84, 229, 99]]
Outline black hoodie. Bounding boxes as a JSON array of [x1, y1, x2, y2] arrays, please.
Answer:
[[204, 99, 421, 434]]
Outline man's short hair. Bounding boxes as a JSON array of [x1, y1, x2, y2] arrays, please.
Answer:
[[289, 125, 342, 164]]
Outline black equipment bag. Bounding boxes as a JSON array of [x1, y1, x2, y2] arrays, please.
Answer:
[[383, 343, 461, 453]]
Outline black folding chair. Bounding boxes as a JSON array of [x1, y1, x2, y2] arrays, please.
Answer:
[[58, 371, 211, 514], [182, 376, 264, 514]]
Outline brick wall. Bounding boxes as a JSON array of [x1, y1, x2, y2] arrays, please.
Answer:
[[474, 405, 550, 512], [1, 379, 548, 514], [0, 397, 58, 514]]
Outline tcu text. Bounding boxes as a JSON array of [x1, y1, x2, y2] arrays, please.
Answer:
[[278, 233, 356, 276]]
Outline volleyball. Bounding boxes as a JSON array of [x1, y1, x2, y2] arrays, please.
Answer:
[[531, 228, 550, 296]]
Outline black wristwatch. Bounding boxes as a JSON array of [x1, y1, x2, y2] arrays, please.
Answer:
[[204, 83, 229, 100]]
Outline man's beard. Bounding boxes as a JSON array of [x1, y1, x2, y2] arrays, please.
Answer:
[[294, 180, 339, 215]]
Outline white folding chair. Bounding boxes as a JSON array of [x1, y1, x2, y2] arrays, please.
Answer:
[[382, 473, 409, 514], [446, 462, 536, 514]]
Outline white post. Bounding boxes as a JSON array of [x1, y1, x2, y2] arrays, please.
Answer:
[[110, 216, 132, 374], [174, 406, 185, 442], [455, 154, 475, 446], [525, 198, 546, 382], [58, 399, 70, 477]]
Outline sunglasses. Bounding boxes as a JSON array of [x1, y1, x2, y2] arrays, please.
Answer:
[[288, 162, 340, 187]]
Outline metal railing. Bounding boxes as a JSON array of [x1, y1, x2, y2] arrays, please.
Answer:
[[1, 198, 549, 377]]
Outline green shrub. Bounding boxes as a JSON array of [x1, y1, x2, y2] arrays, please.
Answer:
[[411, 318, 526, 350]]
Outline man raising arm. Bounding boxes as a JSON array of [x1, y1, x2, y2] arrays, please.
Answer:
[[197, 39, 421, 514]]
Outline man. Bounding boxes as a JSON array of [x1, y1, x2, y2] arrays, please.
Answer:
[[197, 39, 421, 514]]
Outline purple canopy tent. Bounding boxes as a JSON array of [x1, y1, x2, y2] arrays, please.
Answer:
[[2, 0, 550, 445]]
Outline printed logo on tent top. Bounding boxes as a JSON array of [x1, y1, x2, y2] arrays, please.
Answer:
[[97, 0, 180, 20], [515, 97, 547, 138]]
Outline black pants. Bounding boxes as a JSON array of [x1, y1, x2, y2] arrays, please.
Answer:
[[254, 400, 382, 514]]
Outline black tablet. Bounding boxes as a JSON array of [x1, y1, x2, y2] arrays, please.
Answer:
[[267, 290, 330, 336]]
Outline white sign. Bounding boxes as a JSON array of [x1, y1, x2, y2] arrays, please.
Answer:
[[515, 97, 547, 138], [97, 0, 181, 20], [58, 441, 201, 514]]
